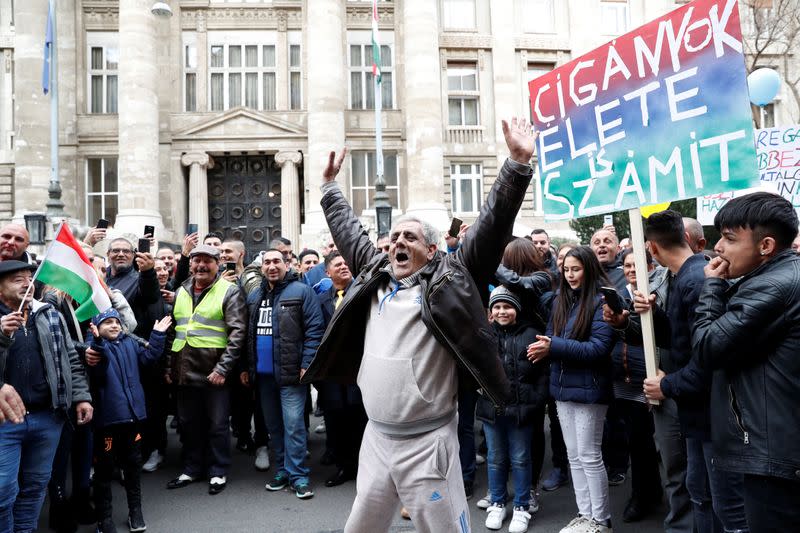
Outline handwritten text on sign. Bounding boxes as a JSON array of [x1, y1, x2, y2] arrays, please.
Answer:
[[697, 126, 800, 224], [529, 0, 758, 221]]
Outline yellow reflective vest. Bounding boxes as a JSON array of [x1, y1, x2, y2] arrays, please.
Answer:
[[171, 278, 233, 352]]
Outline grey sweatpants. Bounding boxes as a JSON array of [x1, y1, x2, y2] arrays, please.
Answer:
[[344, 416, 470, 533]]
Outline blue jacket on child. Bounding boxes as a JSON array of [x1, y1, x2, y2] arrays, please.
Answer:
[[88, 309, 166, 427], [547, 290, 616, 404]]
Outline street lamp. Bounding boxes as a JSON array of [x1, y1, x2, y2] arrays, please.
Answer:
[[373, 174, 392, 237], [24, 213, 48, 245], [151, 2, 173, 17]]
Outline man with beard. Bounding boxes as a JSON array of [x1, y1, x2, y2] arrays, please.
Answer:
[[165, 245, 246, 495], [302, 118, 535, 532]]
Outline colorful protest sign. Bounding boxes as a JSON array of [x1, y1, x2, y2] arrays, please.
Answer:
[[529, 0, 759, 221], [697, 125, 800, 224]]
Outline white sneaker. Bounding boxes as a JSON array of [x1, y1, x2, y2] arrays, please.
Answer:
[[476, 491, 491, 509], [584, 519, 612, 533], [528, 490, 540, 514], [142, 451, 163, 473], [509, 506, 532, 533], [559, 515, 590, 533], [314, 422, 326, 434], [476, 453, 486, 465], [254, 446, 270, 471], [485, 503, 508, 530]]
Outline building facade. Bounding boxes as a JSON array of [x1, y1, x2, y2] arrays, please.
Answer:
[[1, 0, 797, 253]]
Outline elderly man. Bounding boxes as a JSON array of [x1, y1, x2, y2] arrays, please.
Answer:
[[0, 225, 34, 264], [302, 118, 535, 532], [165, 245, 246, 495], [590, 228, 625, 289], [682, 217, 707, 254], [105, 238, 160, 325], [0, 261, 93, 531]]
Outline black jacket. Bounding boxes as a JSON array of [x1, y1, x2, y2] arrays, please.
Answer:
[[245, 272, 325, 386], [476, 320, 548, 426], [692, 250, 800, 481], [302, 159, 534, 407]]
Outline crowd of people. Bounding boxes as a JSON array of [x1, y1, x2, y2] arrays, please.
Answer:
[[0, 117, 798, 533]]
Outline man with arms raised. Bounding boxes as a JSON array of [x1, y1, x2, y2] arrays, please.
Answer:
[[302, 118, 536, 532]]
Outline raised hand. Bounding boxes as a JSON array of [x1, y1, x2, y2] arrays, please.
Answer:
[[323, 148, 347, 183], [153, 315, 173, 333], [501, 117, 538, 165]]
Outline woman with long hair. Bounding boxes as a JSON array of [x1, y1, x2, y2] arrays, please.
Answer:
[[528, 246, 617, 533]]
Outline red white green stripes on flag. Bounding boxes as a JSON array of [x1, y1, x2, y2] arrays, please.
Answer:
[[35, 223, 112, 321], [371, 0, 382, 84]]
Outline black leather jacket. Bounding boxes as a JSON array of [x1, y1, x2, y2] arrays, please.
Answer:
[[692, 250, 800, 481], [301, 159, 533, 407]]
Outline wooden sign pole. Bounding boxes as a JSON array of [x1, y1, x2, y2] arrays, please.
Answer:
[[628, 207, 660, 406]]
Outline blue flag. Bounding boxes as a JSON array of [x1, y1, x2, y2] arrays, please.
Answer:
[[42, 2, 53, 94]]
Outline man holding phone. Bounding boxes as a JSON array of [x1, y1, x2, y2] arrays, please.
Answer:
[[106, 237, 160, 333]]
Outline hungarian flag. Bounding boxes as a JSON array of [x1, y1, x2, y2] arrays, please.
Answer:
[[371, 0, 381, 84], [36, 224, 111, 321]]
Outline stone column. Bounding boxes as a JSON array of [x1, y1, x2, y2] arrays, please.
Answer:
[[115, 0, 164, 234], [12, 0, 51, 218], [490, 0, 516, 167], [303, 0, 346, 245], [181, 152, 211, 238], [275, 151, 303, 248], [402, 0, 450, 231]]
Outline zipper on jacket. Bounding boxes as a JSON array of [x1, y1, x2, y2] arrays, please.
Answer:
[[728, 385, 749, 445], [428, 271, 452, 298], [420, 287, 501, 407]]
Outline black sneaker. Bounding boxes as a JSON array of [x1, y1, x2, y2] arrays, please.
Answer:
[[608, 472, 626, 486], [127, 507, 146, 532], [265, 472, 290, 491], [96, 518, 118, 533], [293, 481, 315, 499]]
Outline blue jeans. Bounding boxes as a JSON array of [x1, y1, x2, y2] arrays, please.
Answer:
[[484, 415, 533, 508], [457, 388, 477, 484], [0, 410, 65, 533], [686, 437, 749, 533], [258, 375, 309, 485]]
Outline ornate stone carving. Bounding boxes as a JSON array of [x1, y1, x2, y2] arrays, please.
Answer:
[[438, 33, 493, 50], [181, 7, 302, 31], [197, 11, 207, 33], [346, 4, 394, 29], [514, 36, 571, 52], [275, 151, 303, 167], [84, 10, 119, 31], [181, 152, 211, 169]]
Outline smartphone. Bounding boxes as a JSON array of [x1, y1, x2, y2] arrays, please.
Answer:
[[448, 217, 463, 239], [600, 286, 624, 314], [143, 225, 155, 238], [96, 218, 109, 229], [187, 223, 198, 235], [603, 214, 613, 226], [137, 238, 150, 254], [226, 262, 236, 272]]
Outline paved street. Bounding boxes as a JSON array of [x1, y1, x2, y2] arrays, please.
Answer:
[[51, 415, 666, 533]]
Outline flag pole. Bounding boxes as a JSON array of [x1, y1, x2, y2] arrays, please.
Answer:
[[46, 0, 65, 218], [371, 0, 391, 235]]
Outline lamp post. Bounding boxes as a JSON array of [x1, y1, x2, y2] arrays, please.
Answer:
[[24, 213, 48, 245], [373, 175, 392, 237]]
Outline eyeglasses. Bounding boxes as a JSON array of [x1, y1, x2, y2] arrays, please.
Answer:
[[109, 248, 133, 255]]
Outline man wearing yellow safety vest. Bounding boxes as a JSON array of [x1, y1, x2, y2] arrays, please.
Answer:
[[164, 244, 247, 496]]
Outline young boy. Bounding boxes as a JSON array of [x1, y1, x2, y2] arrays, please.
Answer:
[[86, 309, 171, 533]]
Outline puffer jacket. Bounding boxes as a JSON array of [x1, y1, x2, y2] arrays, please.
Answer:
[[547, 291, 616, 404], [245, 272, 325, 386], [302, 158, 534, 407], [88, 330, 165, 427], [476, 319, 548, 426], [0, 300, 91, 410], [166, 275, 247, 386], [692, 249, 800, 481]]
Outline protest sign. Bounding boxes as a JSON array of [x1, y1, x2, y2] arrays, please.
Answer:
[[529, 0, 758, 222], [697, 125, 800, 224]]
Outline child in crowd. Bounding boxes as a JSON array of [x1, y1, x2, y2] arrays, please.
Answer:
[[477, 286, 549, 533], [528, 246, 617, 533], [86, 309, 171, 533]]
